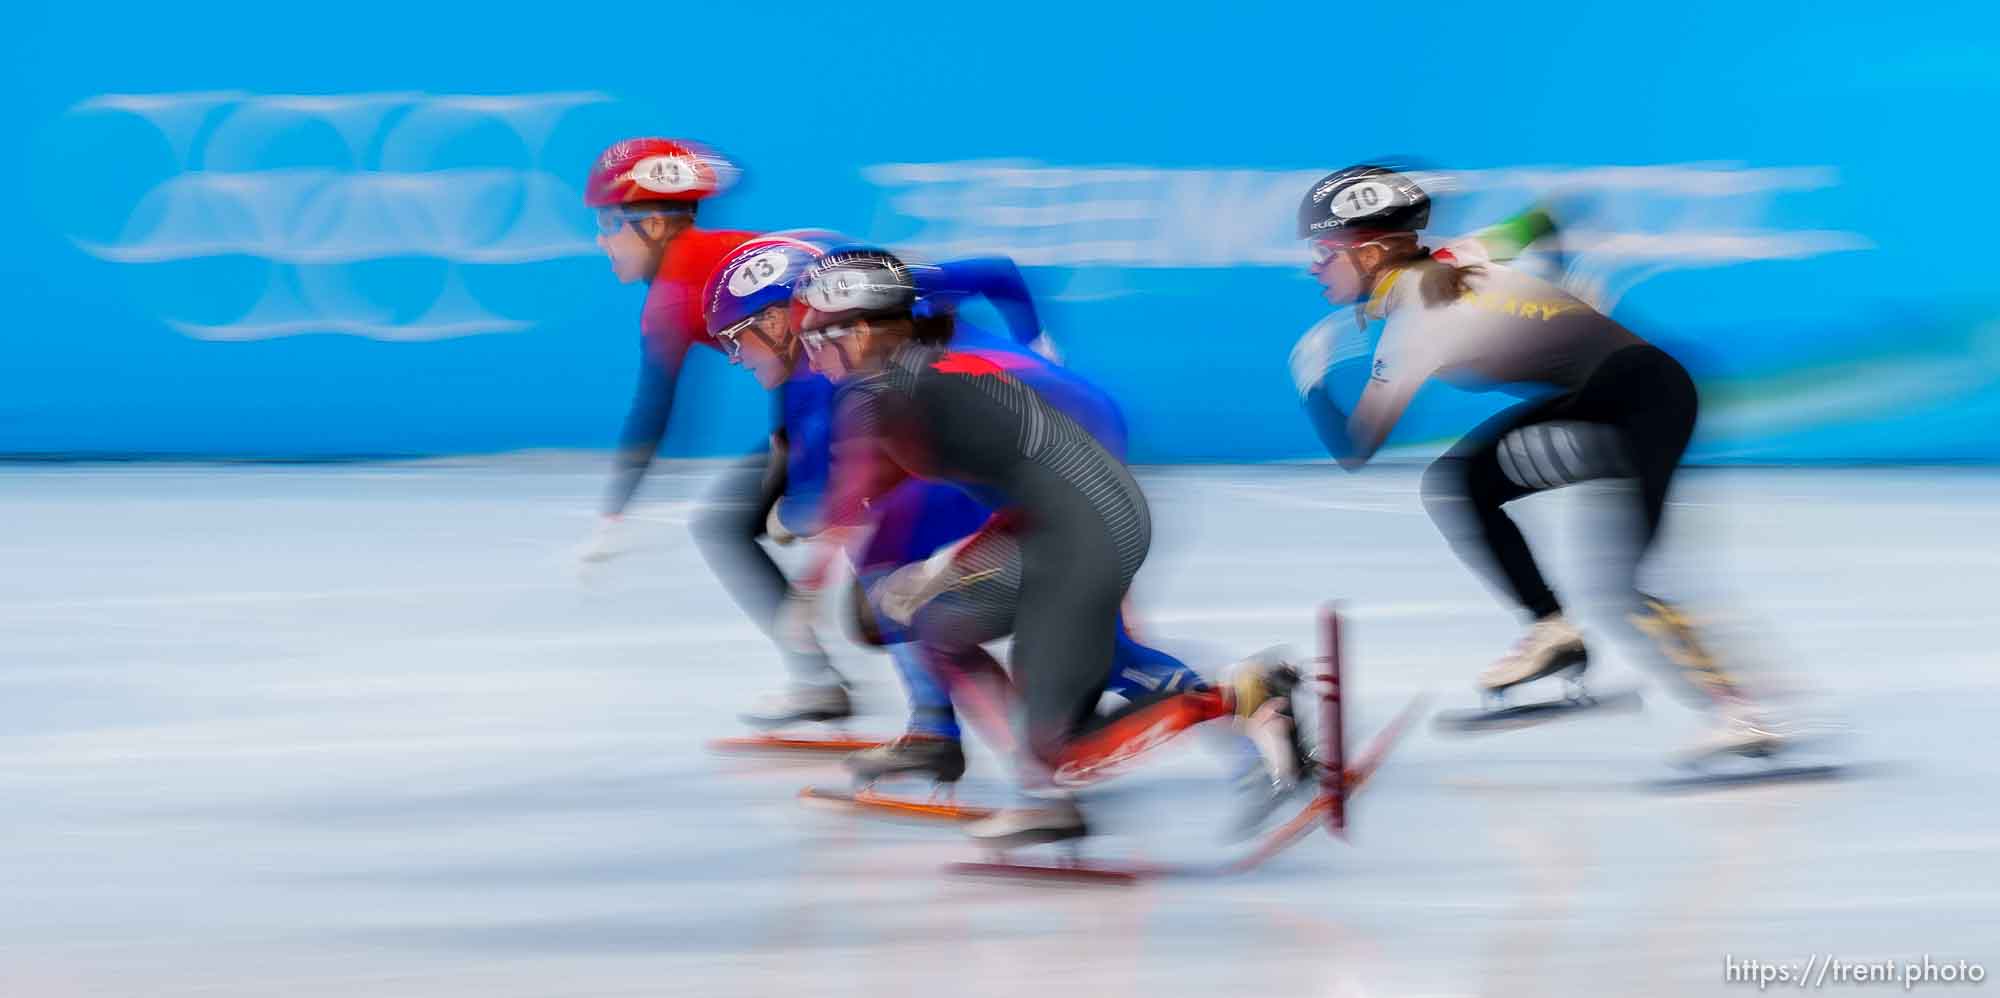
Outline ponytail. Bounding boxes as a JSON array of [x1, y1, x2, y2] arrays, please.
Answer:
[[910, 309, 956, 346], [1416, 251, 1483, 307]]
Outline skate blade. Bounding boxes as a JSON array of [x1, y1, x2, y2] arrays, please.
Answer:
[[1645, 763, 1849, 793], [709, 733, 888, 755], [953, 792, 1339, 886], [954, 793, 1341, 885], [1669, 734, 1788, 771], [1433, 688, 1642, 736], [799, 786, 993, 822], [946, 859, 1142, 885]]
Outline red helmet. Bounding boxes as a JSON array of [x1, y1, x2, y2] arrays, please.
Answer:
[[584, 137, 739, 209]]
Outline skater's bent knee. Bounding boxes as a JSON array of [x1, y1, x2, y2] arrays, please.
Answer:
[[690, 503, 762, 546], [849, 579, 889, 647], [1421, 458, 1475, 512]]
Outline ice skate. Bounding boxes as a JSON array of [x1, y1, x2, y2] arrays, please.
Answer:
[[1478, 613, 1589, 693], [739, 681, 854, 730], [1673, 702, 1787, 768], [965, 795, 1089, 851], [1647, 701, 1854, 792], [1228, 647, 1312, 788], [1437, 616, 1639, 735], [844, 734, 967, 786]]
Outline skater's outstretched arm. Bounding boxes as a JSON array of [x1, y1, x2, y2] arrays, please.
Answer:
[[770, 375, 837, 539], [1302, 382, 1361, 465], [932, 257, 1045, 349], [797, 387, 912, 592], [1289, 313, 1374, 468], [603, 335, 692, 516]]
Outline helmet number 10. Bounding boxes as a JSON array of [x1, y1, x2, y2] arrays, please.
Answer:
[[1333, 180, 1394, 220]]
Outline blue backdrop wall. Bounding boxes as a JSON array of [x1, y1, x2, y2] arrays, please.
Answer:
[[4, 1, 1996, 463]]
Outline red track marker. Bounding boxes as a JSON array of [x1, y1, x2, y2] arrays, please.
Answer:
[[1321, 603, 1348, 837]]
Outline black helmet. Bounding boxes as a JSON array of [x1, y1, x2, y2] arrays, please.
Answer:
[[1297, 165, 1430, 239], [792, 246, 926, 333]]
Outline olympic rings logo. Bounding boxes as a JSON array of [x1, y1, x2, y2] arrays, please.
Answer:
[[49, 91, 624, 340]]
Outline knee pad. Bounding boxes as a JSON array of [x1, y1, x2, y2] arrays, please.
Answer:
[[1495, 422, 1630, 490]]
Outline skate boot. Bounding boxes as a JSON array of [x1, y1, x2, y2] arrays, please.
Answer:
[[1675, 701, 1786, 768], [965, 793, 1089, 851], [1228, 648, 1311, 789], [844, 734, 967, 786], [1631, 595, 1744, 701], [1478, 614, 1588, 693], [739, 682, 853, 730]]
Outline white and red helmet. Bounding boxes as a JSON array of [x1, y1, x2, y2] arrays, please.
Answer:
[[584, 137, 739, 209]]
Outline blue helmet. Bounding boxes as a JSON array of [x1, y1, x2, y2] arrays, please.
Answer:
[[702, 229, 847, 348]]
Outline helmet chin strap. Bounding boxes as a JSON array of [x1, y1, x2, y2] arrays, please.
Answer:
[[827, 335, 862, 375], [1343, 247, 1384, 329], [741, 316, 800, 372], [804, 323, 865, 375], [1347, 235, 1416, 329], [634, 213, 688, 272]]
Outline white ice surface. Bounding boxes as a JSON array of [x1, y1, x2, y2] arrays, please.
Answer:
[[2, 462, 1996, 997]]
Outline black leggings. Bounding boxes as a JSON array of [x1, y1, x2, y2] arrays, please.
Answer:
[[690, 444, 834, 682], [910, 475, 1151, 769], [1421, 345, 1698, 619]]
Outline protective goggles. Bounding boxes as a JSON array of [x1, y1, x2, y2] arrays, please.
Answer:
[[1308, 235, 1399, 266], [799, 322, 861, 356], [1313, 238, 1376, 266], [713, 319, 751, 362], [593, 206, 688, 236], [714, 313, 788, 364]]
